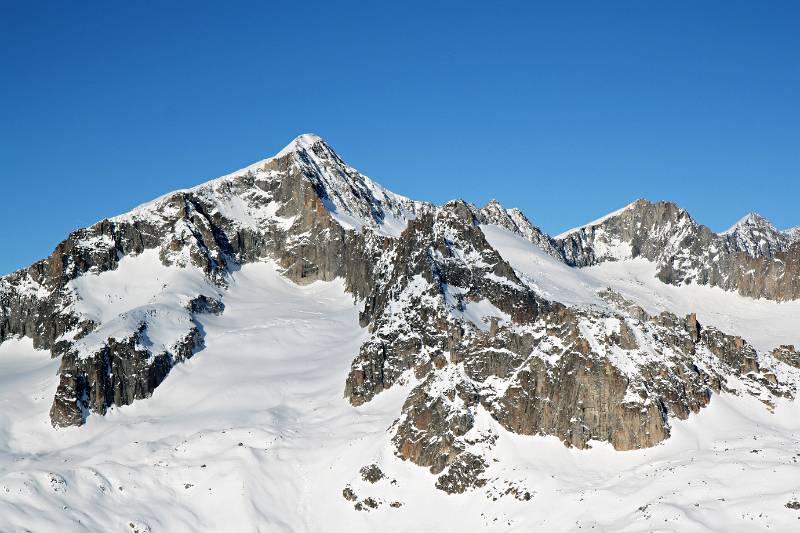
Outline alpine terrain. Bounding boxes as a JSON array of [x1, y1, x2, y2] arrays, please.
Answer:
[[1, 134, 799, 532]]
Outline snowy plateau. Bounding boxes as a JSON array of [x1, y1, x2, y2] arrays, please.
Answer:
[[1, 134, 800, 532]]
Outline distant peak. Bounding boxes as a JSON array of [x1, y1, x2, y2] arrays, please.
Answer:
[[721, 212, 776, 235], [785, 226, 800, 243]]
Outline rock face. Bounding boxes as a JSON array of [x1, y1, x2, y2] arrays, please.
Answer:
[[1, 134, 798, 493], [50, 325, 201, 427]]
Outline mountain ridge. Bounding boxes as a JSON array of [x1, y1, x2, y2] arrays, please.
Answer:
[[1, 134, 799, 497]]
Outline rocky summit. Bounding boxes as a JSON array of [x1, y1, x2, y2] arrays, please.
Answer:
[[1, 134, 799, 501]]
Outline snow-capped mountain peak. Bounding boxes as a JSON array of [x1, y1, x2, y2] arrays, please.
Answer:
[[721, 211, 776, 235], [275, 132, 327, 156], [720, 211, 797, 257], [110, 134, 427, 245], [273, 133, 428, 237], [785, 226, 800, 243]]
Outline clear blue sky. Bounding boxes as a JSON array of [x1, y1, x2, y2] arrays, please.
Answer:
[[2, 1, 798, 275]]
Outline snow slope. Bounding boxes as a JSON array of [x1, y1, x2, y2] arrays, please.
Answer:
[[64, 249, 221, 357], [2, 257, 800, 532], [481, 224, 800, 352]]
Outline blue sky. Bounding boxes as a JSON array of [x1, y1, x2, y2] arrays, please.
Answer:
[[1, 1, 798, 275]]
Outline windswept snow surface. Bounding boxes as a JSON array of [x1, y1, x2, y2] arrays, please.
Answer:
[[482, 224, 800, 352], [64, 249, 220, 357], [1, 258, 800, 531]]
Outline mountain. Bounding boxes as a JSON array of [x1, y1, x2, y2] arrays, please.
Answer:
[[721, 212, 800, 256], [1, 135, 799, 531], [555, 200, 800, 300]]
